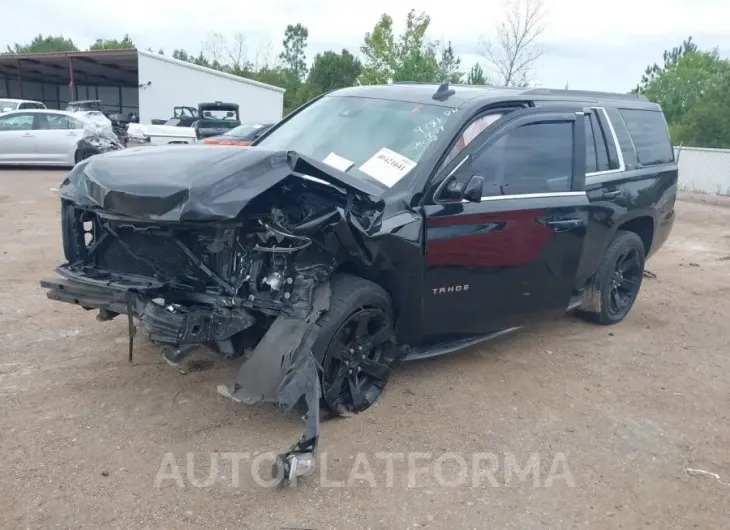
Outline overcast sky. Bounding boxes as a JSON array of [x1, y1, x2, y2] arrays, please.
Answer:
[[3, 0, 729, 92]]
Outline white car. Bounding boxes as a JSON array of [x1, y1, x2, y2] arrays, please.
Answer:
[[0, 98, 46, 113], [126, 122, 198, 146], [0, 109, 122, 167]]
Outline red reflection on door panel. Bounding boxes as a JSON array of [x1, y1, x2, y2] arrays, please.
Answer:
[[426, 209, 552, 267]]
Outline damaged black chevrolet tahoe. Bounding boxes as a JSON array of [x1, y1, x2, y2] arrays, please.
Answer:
[[41, 83, 677, 485]]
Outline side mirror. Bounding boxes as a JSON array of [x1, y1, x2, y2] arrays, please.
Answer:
[[439, 177, 467, 202], [463, 175, 484, 203], [437, 174, 484, 203]]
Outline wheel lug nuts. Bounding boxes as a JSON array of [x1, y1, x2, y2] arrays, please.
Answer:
[[349, 348, 354, 354], [348, 369, 353, 374], [361, 354, 366, 359], [357, 367, 361, 372]]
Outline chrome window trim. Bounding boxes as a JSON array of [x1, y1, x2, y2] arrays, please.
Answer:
[[585, 106, 625, 178], [462, 191, 587, 203]]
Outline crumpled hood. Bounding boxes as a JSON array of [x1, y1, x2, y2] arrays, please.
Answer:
[[60, 145, 385, 221]]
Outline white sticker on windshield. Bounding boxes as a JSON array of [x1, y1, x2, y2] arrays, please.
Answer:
[[323, 152, 354, 172], [359, 148, 417, 187]]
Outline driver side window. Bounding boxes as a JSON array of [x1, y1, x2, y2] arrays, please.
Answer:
[[0, 113, 34, 131], [471, 121, 574, 197]]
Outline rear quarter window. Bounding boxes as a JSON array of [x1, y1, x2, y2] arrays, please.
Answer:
[[619, 109, 674, 166]]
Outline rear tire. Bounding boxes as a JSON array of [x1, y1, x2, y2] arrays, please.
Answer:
[[312, 274, 397, 417], [578, 230, 646, 325]]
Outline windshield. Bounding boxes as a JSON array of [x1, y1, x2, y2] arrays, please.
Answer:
[[256, 95, 460, 188], [224, 123, 267, 138], [0, 100, 18, 111], [199, 108, 238, 120]]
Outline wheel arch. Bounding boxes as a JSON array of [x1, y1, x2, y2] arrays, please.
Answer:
[[616, 214, 655, 255]]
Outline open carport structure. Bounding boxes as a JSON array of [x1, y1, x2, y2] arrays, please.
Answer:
[[0, 49, 284, 124]]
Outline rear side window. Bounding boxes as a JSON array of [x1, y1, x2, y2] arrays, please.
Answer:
[[604, 107, 638, 168], [584, 112, 611, 173], [619, 109, 674, 166]]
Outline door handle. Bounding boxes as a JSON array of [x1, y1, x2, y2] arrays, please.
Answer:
[[546, 219, 583, 232], [22, 133, 34, 137], [602, 189, 622, 200], [67, 132, 78, 136]]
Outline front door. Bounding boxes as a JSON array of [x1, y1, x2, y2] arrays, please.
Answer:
[[421, 107, 590, 341]]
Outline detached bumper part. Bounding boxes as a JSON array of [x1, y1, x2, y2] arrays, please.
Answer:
[[40, 274, 256, 349], [231, 282, 331, 487]]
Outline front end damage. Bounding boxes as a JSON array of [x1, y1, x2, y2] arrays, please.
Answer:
[[41, 146, 386, 486]]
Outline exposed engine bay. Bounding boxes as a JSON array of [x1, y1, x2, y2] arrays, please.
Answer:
[[58, 184, 358, 354]]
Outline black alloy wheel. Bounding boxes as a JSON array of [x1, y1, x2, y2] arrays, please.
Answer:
[[321, 305, 396, 416], [607, 246, 643, 318], [578, 229, 646, 325]]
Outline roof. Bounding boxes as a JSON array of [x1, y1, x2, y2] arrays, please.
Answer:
[[136, 49, 285, 94], [1, 108, 79, 116], [331, 84, 509, 106], [0, 49, 138, 86], [0, 98, 42, 103], [0, 49, 285, 94], [330, 83, 651, 107]]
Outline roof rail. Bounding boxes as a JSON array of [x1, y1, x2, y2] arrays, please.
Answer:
[[523, 88, 649, 102]]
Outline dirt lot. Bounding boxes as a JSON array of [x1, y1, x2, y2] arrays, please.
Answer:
[[0, 169, 728, 530]]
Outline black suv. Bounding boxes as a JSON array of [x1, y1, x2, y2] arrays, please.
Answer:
[[41, 83, 677, 485]]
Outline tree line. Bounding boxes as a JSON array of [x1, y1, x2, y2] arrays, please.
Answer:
[[5, 5, 729, 149], [633, 36, 730, 149], [3, 1, 547, 115]]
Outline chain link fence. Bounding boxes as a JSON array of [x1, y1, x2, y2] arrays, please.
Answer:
[[675, 146, 730, 195]]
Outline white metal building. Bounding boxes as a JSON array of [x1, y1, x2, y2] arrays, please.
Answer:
[[0, 49, 284, 124]]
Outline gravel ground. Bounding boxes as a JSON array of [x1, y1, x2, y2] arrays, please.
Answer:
[[0, 169, 728, 530]]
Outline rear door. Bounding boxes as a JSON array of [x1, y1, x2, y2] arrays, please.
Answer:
[[421, 106, 590, 340], [0, 113, 36, 163], [33, 113, 84, 164]]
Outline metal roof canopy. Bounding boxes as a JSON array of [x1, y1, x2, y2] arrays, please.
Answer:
[[0, 49, 139, 90]]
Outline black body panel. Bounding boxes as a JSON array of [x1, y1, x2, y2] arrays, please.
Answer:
[[47, 84, 678, 349]]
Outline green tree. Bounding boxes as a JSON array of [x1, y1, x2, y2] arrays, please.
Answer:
[[192, 52, 212, 68], [467, 63, 488, 85], [172, 49, 191, 61], [279, 23, 309, 81], [635, 38, 730, 148], [307, 49, 361, 94], [438, 41, 463, 83], [6, 34, 78, 54], [634, 37, 697, 95], [89, 34, 135, 50], [360, 10, 440, 84]]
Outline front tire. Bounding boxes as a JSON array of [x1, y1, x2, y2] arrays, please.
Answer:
[[312, 274, 397, 417], [578, 230, 646, 325]]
